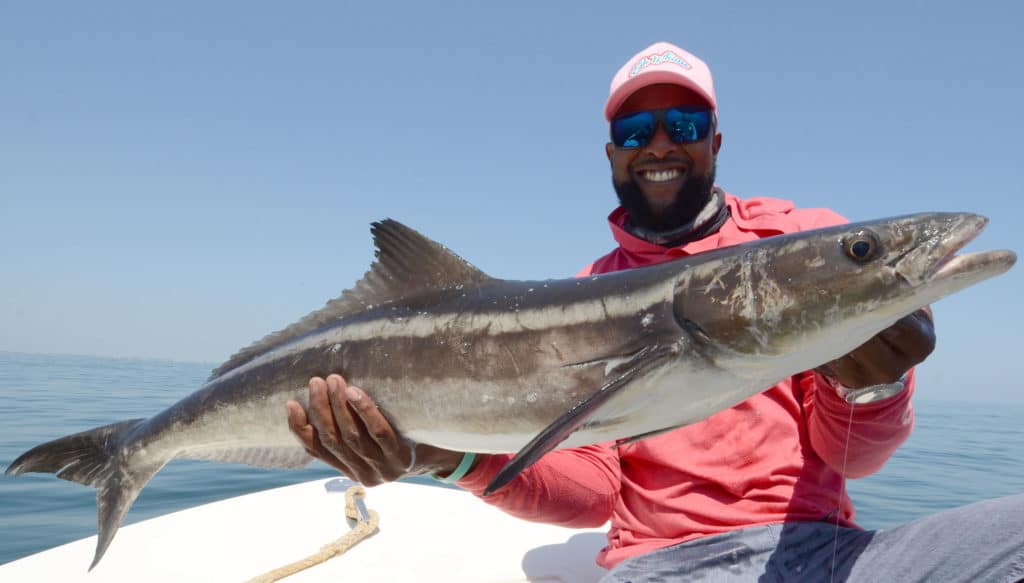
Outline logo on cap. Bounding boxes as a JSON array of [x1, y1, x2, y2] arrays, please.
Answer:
[[629, 50, 693, 78]]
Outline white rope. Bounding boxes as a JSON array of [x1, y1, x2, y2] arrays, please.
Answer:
[[246, 485, 380, 583]]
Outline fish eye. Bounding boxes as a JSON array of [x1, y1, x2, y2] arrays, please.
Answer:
[[843, 231, 880, 262]]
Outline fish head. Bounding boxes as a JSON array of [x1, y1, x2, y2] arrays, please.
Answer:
[[672, 212, 1016, 375]]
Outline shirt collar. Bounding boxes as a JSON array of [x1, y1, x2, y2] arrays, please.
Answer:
[[607, 191, 796, 260]]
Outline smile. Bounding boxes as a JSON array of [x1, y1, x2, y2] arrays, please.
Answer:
[[640, 169, 682, 183]]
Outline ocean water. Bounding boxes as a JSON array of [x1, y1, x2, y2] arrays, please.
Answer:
[[1, 351, 1022, 565]]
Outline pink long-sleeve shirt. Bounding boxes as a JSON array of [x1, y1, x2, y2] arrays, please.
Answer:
[[457, 193, 916, 569]]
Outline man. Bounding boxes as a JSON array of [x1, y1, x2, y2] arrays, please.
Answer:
[[286, 42, 1023, 581]]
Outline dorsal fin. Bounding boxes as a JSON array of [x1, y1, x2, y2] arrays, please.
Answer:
[[209, 219, 495, 380]]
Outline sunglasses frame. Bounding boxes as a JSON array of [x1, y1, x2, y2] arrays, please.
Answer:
[[610, 106, 715, 149]]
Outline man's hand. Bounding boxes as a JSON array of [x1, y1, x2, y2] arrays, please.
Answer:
[[815, 307, 936, 389], [286, 374, 464, 486]]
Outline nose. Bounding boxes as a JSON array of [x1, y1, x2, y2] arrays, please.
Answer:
[[644, 124, 677, 158]]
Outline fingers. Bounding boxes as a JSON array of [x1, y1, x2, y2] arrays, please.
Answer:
[[285, 398, 357, 476], [336, 377, 403, 460], [818, 347, 881, 389], [323, 375, 387, 465], [291, 374, 463, 482], [821, 307, 937, 389], [325, 375, 409, 481], [323, 375, 371, 455], [285, 399, 314, 452], [879, 308, 936, 363], [308, 376, 380, 479], [842, 340, 900, 387], [290, 374, 412, 485]]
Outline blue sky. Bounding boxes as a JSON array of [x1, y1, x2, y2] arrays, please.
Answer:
[[1, 2, 1021, 402]]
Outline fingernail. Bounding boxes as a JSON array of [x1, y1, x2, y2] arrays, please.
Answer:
[[345, 385, 363, 401]]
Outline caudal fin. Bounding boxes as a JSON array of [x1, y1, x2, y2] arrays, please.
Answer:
[[5, 419, 163, 570]]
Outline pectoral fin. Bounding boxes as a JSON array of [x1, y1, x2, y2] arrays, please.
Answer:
[[484, 345, 672, 496]]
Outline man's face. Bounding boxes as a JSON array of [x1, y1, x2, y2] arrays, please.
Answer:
[[606, 84, 722, 232]]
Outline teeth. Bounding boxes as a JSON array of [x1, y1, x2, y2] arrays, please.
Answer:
[[642, 169, 681, 183]]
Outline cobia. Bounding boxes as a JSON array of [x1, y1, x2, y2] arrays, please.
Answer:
[[6, 213, 1016, 569]]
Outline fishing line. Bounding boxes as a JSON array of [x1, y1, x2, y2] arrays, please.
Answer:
[[830, 401, 857, 583]]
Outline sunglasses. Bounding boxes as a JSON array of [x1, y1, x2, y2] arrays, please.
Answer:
[[610, 106, 714, 149]]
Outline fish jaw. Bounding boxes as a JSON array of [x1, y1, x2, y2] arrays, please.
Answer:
[[917, 249, 1016, 297], [888, 213, 1015, 311], [892, 213, 1014, 286]]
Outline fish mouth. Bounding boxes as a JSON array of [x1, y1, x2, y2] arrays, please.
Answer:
[[898, 213, 1016, 288], [932, 249, 1017, 282]]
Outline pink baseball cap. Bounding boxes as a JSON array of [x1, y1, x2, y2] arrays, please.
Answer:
[[604, 41, 717, 121]]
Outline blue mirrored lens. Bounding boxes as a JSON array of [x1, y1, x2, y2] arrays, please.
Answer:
[[610, 111, 655, 149], [665, 109, 711, 143], [611, 107, 712, 148]]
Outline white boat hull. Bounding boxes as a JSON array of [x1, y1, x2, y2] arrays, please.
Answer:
[[0, 478, 608, 582]]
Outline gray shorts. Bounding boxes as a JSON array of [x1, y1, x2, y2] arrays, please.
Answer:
[[601, 493, 1024, 583]]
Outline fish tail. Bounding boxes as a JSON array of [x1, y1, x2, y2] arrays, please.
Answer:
[[5, 418, 161, 570]]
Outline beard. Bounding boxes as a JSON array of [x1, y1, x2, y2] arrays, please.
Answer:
[[614, 163, 717, 232]]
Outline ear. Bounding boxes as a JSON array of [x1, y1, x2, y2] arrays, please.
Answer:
[[605, 141, 614, 162], [712, 132, 722, 156]]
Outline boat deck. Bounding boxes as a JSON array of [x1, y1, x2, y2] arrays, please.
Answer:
[[0, 477, 608, 582]]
